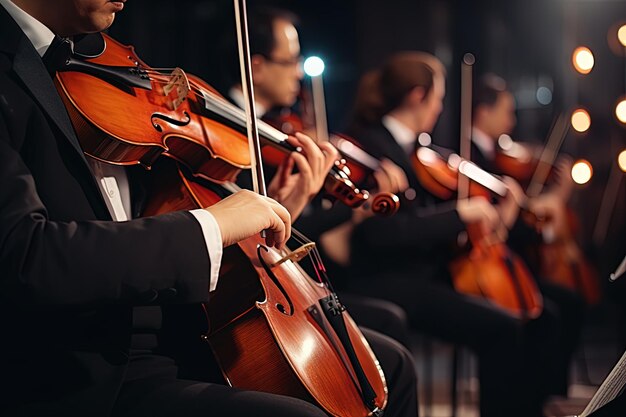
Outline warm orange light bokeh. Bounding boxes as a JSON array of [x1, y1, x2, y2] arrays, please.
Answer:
[[616, 98, 626, 124], [618, 24, 626, 47], [572, 46, 594, 74], [618, 150, 626, 172], [571, 109, 591, 132], [571, 160, 593, 184]]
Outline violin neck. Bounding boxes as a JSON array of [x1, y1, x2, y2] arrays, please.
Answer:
[[329, 135, 381, 172]]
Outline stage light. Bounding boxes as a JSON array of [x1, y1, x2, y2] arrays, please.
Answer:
[[571, 108, 591, 132], [572, 47, 594, 74], [571, 160, 593, 184], [303, 56, 325, 77], [616, 98, 626, 124], [618, 150, 626, 172], [618, 24, 626, 47]]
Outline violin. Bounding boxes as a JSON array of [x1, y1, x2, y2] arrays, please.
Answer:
[[411, 144, 544, 319], [493, 129, 602, 305], [54, 34, 373, 211], [493, 135, 545, 185], [265, 104, 400, 216], [54, 31, 388, 416]]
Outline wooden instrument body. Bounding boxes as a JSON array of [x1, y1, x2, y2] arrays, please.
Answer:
[[411, 146, 544, 319], [142, 161, 388, 417]]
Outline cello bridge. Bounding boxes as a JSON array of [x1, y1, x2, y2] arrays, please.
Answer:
[[270, 243, 316, 267]]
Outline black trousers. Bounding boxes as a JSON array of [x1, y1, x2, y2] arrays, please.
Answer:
[[537, 281, 585, 396], [113, 327, 418, 417], [349, 273, 564, 417]]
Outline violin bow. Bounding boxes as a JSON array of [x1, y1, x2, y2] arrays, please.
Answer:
[[458, 53, 475, 201], [525, 112, 569, 198], [233, 0, 266, 196]]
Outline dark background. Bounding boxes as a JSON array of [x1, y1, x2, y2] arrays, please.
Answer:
[[108, 0, 625, 288]]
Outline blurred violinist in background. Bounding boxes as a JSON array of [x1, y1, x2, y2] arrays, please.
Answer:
[[344, 51, 576, 417], [472, 74, 588, 396]]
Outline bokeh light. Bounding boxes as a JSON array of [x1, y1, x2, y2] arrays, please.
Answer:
[[536, 86, 553, 105], [615, 98, 626, 124], [303, 56, 325, 77], [571, 108, 591, 132], [618, 24, 626, 47], [571, 160, 593, 184], [618, 150, 626, 172], [572, 46, 594, 74]]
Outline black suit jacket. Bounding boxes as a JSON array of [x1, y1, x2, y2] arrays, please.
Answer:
[[346, 122, 464, 281], [0, 8, 211, 416], [470, 140, 541, 256]]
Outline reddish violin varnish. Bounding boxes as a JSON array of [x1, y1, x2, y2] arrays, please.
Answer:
[[56, 32, 388, 416], [412, 145, 543, 320], [56, 33, 371, 209], [143, 161, 388, 416], [495, 139, 601, 305]]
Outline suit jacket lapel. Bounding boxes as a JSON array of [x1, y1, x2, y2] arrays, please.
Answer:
[[1, 8, 111, 220], [12, 40, 90, 167]]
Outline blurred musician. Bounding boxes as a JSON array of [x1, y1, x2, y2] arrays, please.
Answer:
[[472, 74, 586, 396], [345, 51, 564, 417], [215, 7, 420, 417]]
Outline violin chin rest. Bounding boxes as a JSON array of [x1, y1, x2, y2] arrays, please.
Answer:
[[73, 33, 106, 59]]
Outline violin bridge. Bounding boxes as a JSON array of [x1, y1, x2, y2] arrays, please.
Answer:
[[270, 242, 316, 267], [163, 67, 190, 110]]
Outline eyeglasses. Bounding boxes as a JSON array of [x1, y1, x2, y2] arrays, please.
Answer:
[[264, 55, 303, 68]]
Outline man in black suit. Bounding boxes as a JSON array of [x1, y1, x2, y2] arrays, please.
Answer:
[[0, 1, 359, 416], [345, 52, 564, 417]]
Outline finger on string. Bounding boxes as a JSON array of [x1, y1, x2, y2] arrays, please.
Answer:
[[293, 132, 323, 162], [271, 155, 292, 188], [317, 140, 340, 161], [289, 152, 313, 182]]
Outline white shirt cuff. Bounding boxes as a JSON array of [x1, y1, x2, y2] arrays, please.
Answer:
[[189, 209, 223, 292]]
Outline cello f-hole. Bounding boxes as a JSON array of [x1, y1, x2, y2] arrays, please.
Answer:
[[257, 245, 295, 316]]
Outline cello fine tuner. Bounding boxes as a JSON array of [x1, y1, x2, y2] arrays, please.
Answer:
[[270, 242, 317, 267]]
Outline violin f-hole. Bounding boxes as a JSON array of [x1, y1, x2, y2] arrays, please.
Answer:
[[151, 111, 191, 132]]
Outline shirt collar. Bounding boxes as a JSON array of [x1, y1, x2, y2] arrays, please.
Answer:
[[472, 127, 495, 159], [229, 87, 267, 118], [382, 115, 416, 155], [0, 0, 55, 57]]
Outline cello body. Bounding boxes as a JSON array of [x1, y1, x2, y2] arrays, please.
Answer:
[[411, 145, 544, 319], [142, 161, 388, 417]]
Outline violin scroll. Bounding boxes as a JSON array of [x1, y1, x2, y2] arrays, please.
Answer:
[[370, 192, 401, 216]]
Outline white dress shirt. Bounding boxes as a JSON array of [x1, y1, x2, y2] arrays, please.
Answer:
[[1, 0, 223, 291], [471, 127, 496, 161], [382, 114, 417, 155]]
